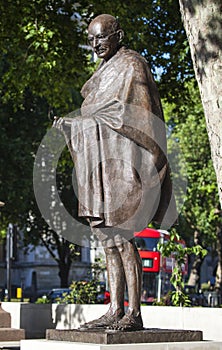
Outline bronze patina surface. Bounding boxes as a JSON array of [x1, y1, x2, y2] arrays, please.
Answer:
[[53, 14, 177, 332], [46, 328, 203, 344]]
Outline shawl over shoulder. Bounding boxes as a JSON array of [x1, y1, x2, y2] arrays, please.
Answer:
[[66, 47, 177, 231]]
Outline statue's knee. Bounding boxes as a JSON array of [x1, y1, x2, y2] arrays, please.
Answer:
[[104, 246, 119, 255]]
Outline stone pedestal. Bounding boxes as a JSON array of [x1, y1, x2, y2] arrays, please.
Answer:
[[46, 328, 202, 344], [0, 303, 25, 341], [0, 302, 11, 327]]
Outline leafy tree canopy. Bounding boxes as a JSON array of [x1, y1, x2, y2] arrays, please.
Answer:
[[164, 79, 221, 247], [0, 0, 192, 112]]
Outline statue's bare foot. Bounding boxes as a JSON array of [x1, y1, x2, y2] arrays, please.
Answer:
[[79, 308, 124, 330], [108, 311, 143, 331]]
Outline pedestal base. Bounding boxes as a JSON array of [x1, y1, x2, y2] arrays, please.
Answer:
[[0, 328, 25, 341], [46, 328, 202, 344], [0, 303, 25, 342], [0, 303, 11, 327]]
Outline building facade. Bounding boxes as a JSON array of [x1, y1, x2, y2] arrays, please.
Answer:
[[0, 226, 93, 300]]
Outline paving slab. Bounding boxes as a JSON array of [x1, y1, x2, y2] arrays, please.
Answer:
[[0, 341, 20, 349], [46, 328, 202, 344], [0, 341, 20, 348], [21, 339, 222, 350]]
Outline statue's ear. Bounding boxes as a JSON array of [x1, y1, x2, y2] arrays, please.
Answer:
[[117, 29, 124, 43]]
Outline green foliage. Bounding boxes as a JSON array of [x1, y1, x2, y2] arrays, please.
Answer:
[[63, 280, 99, 304], [0, 0, 191, 111], [35, 258, 106, 304], [35, 296, 51, 304], [153, 291, 172, 306], [164, 79, 221, 248], [201, 282, 210, 292], [0, 93, 49, 231], [0, 1, 89, 111], [158, 228, 207, 306], [59, 257, 106, 304], [35, 281, 102, 305]]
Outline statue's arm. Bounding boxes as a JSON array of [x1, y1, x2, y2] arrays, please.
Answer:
[[52, 116, 74, 146]]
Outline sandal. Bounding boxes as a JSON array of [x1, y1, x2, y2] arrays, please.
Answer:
[[108, 311, 143, 331], [79, 308, 124, 330]]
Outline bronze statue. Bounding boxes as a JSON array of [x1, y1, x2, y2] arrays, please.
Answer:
[[53, 14, 177, 331]]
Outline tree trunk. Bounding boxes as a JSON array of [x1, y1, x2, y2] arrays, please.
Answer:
[[215, 227, 222, 298], [58, 261, 71, 288], [187, 231, 204, 288], [179, 0, 222, 209]]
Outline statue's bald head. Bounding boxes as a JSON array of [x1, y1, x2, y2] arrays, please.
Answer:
[[88, 14, 121, 33]]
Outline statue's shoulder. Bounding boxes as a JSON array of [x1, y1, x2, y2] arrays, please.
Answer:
[[116, 47, 148, 70]]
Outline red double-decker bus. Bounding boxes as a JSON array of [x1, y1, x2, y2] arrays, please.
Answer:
[[134, 228, 188, 303]]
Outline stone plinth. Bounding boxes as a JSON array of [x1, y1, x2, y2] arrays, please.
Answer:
[[46, 328, 203, 345], [0, 303, 25, 341], [0, 328, 25, 341], [0, 303, 11, 327]]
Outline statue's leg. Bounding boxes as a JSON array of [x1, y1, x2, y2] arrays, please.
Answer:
[[104, 244, 126, 314], [109, 237, 144, 331], [79, 236, 125, 330]]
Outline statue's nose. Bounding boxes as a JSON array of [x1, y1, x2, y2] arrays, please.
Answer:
[[91, 37, 100, 49]]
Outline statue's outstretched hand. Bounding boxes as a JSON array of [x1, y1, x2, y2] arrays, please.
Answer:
[[52, 116, 65, 131]]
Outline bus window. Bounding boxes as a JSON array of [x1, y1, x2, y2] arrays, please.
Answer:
[[141, 272, 158, 303], [135, 237, 159, 251]]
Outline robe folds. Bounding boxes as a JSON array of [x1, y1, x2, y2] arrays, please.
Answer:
[[65, 46, 177, 233]]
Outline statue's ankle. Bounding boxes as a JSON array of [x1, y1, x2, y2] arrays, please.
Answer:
[[126, 307, 141, 317], [108, 306, 124, 317]]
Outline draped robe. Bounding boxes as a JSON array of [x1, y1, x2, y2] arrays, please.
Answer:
[[65, 47, 177, 233]]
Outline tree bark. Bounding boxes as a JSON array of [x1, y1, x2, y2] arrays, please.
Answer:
[[215, 227, 222, 298], [179, 0, 222, 209], [41, 236, 73, 287], [58, 261, 72, 287], [187, 231, 204, 288]]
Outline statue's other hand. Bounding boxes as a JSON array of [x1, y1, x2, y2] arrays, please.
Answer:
[[52, 116, 65, 131]]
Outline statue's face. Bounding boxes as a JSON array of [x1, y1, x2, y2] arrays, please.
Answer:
[[88, 21, 119, 61]]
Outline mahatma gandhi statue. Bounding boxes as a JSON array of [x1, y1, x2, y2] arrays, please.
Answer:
[[53, 14, 177, 331]]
